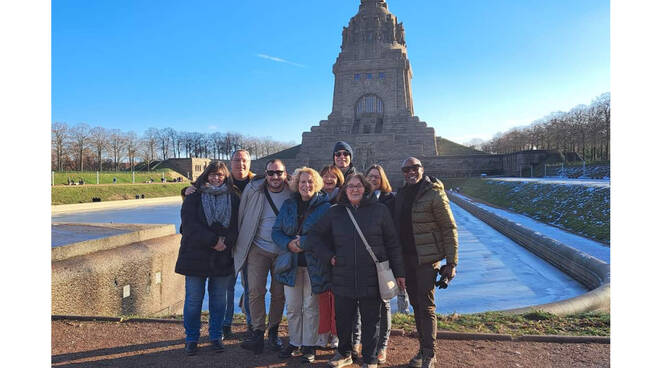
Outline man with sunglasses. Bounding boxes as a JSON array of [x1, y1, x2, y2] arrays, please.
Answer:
[[393, 157, 458, 368], [332, 141, 356, 178], [234, 159, 290, 354]]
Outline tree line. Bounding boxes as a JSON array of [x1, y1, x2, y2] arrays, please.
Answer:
[[475, 92, 610, 161], [51, 124, 296, 172]]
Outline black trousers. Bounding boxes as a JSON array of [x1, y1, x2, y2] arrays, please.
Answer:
[[334, 295, 381, 364], [404, 255, 439, 357]]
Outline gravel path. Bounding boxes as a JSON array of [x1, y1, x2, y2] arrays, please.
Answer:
[[52, 320, 609, 367]]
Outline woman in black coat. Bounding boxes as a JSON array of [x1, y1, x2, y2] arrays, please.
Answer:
[[175, 161, 240, 356], [308, 173, 405, 367]]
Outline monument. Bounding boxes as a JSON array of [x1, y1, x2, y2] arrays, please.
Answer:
[[251, 0, 571, 179]]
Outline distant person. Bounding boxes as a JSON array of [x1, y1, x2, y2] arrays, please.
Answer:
[[308, 173, 405, 368], [161, 177, 165, 183], [184, 150, 259, 340], [113, 177, 117, 184], [174, 161, 240, 356], [332, 141, 356, 178], [394, 157, 459, 368], [235, 159, 290, 354]]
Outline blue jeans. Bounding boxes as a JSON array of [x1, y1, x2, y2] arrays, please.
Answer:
[[224, 272, 236, 327], [184, 275, 231, 342]]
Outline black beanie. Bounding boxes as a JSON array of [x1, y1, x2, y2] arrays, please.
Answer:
[[333, 141, 354, 159]]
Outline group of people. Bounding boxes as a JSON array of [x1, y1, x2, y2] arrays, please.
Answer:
[[174, 141, 459, 368]]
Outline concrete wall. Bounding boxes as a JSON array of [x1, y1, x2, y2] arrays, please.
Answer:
[[52, 224, 184, 317], [448, 192, 610, 315]]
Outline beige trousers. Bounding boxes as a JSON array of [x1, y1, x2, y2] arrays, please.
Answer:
[[246, 245, 285, 331], [284, 266, 319, 347]]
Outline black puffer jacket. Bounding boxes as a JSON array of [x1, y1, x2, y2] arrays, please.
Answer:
[[309, 196, 405, 298], [175, 191, 240, 277]]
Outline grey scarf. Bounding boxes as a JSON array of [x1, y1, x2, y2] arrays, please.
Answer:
[[199, 183, 232, 229]]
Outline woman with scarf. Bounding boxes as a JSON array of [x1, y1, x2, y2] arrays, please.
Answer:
[[272, 167, 331, 363], [175, 161, 240, 356]]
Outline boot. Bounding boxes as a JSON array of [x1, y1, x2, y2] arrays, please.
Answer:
[[222, 325, 232, 339], [240, 329, 264, 354], [267, 324, 283, 351], [242, 323, 254, 341]]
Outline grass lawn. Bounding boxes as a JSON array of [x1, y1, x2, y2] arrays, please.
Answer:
[[135, 311, 609, 337], [441, 178, 609, 243], [53, 169, 188, 185], [52, 183, 189, 204]]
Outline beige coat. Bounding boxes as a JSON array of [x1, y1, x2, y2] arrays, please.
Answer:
[[232, 178, 291, 276]]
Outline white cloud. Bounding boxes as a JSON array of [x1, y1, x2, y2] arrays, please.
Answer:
[[257, 54, 306, 68]]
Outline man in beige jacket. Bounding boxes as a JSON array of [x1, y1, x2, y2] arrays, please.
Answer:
[[234, 159, 291, 354]]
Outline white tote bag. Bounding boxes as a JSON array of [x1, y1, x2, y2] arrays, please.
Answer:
[[345, 208, 399, 301]]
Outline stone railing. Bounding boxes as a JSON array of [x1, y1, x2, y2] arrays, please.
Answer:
[[447, 192, 610, 315], [52, 223, 184, 317]]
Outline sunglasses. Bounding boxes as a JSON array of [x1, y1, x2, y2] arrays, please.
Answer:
[[266, 170, 284, 177], [334, 151, 350, 157], [402, 165, 422, 173]]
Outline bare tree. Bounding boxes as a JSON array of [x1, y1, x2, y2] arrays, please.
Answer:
[[142, 128, 159, 170], [108, 129, 126, 171], [157, 128, 171, 160], [89, 126, 108, 171], [125, 131, 139, 172], [52, 122, 68, 171], [69, 123, 91, 171]]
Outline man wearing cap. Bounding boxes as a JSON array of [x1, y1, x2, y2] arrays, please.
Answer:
[[393, 157, 458, 368], [332, 141, 356, 178]]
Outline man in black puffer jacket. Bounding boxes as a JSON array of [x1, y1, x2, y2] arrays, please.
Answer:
[[308, 174, 405, 367]]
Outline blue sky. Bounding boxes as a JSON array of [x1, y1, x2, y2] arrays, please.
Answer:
[[52, 0, 610, 144]]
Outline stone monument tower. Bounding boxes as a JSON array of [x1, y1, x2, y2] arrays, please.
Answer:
[[292, 0, 438, 174]]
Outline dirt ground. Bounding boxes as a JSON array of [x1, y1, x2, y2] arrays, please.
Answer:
[[52, 320, 609, 367]]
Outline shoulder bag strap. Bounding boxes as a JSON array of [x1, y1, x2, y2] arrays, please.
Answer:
[[345, 207, 379, 265], [264, 186, 280, 216]]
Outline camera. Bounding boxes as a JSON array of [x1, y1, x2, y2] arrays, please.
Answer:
[[435, 264, 452, 289]]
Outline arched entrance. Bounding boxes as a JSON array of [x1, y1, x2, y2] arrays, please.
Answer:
[[352, 94, 384, 134]]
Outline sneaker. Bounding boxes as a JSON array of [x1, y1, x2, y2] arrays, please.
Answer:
[[184, 342, 198, 356], [329, 335, 339, 349], [377, 347, 387, 364], [408, 350, 423, 368], [301, 346, 316, 363], [279, 343, 301, 358], [211, 339, 225, 353], [361, 364, 377, 368], [421, 355, 436, 368], [328, 352, 353, 368]]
